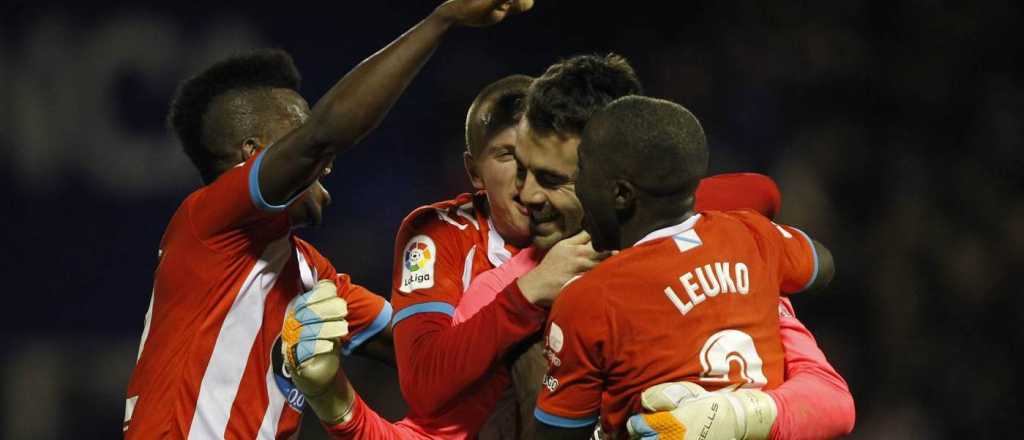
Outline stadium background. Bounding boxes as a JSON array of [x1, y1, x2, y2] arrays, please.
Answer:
[[2, 1, 1020, 438]]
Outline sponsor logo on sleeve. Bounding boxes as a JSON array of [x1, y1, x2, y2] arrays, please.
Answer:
[[399, 235, 436, 293]]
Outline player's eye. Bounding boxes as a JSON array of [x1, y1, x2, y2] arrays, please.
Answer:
[[537, 172, 567, 188]]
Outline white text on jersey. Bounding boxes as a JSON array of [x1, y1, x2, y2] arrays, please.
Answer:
[[663, 262, 750, 316]]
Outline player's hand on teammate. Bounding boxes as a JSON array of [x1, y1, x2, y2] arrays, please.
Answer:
[[518, 231, 611, 307], [626, 381, 778, 440], [281, 280, 354, 424], [435, 0, 534, 28]]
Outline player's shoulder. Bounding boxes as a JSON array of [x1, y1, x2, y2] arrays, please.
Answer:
[[698, 209, 777, 235], [163, 188, 210, 241], [398, 192, 483, 239], [293, 236, 324, 260], [558, 264, 616, 308]]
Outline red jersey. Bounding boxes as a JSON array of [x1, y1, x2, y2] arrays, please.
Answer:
[[390, 192, 548, 439], [124, 152, 391, 439], [535, 211, 819, 436]]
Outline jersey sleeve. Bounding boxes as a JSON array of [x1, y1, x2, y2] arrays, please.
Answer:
[[534, 282, 608, 429], [388, 206, 548, 417], [695, 173, 782, 220], [767, 298, 856, 439], [734, 211, 819, 294], [297, 240, 391, 355], [335, 274, 391, 355], [389, 209, 466, 323], [188, 151, 300, 246]]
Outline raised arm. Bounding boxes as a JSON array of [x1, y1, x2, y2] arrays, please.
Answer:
[[260, 0, 532, 204]]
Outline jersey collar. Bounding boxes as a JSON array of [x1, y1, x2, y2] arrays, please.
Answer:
[[632, 214, 702, 247]]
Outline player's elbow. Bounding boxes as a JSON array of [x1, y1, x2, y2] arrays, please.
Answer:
[[397, 372, 449, 417], [810, 240, 835, 291], [834, 387, 856, 436]]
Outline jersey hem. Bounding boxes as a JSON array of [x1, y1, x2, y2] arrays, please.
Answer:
[[534, 407, 598, 428]]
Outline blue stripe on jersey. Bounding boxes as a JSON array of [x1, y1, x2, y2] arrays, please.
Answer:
[[342, 302, 393, 356], [534, 407, 599, 429], [248, 150, 303, 212], [792, 227, 820, 291], [391, 301, 455, 327]]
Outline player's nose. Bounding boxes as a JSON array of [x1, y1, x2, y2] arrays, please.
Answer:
[[519, 172, 545, 206]]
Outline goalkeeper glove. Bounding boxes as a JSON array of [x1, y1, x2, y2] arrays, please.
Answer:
[[627, 382, 777, 440], [281, 280, 352, 424]]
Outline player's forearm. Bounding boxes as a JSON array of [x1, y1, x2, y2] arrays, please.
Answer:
[[394, 284, 547, 415], [322, 391, 415, 440], [260, 11, 454, 204], [308, 11, 453, 152], [768, 299, 855, 439]]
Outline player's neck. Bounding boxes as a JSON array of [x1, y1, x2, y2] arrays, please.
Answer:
[[621, 210, 697, 248]]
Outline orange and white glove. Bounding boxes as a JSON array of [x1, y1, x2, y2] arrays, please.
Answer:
[[281, 280, 351, 424], [627, 382, 777, 440]]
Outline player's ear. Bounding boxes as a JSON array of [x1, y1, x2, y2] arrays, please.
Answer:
[[241, 138, 262, 161], [614, 179, 636, 211], [464, 151, 485, 190]]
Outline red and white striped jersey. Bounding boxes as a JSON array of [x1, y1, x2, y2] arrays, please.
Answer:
[[124, 152, 391, 439]]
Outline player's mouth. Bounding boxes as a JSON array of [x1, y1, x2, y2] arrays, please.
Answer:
[[530, 210, 561, 234], [530, 209, 559, 224]]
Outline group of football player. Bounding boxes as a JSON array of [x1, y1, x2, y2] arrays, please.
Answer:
[[124, 1, 856, 439]]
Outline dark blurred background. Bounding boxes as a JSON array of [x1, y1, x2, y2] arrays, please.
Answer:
[[2, 1, 1021, 438]]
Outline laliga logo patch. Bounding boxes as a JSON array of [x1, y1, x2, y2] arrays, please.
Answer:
[[405, 241, 432, 271], [399, 235, 436, 293], [271, 335, 307, 411]]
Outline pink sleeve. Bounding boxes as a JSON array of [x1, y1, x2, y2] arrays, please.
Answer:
[[453, 246, 541, 323], [767, 298, 856, 440]]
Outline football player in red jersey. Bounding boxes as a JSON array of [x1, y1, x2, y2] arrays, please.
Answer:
[[532, 95, 831, 438], [283, 54, 852, 438], [123, 1, 534, 438], [515, 55, 855, 439], [384, 54, 852, 440]]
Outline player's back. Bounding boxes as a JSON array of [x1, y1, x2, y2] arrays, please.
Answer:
[[538, 210, 820, 434]]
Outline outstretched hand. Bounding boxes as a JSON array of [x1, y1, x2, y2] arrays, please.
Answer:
[[435, 0, 534, 28]]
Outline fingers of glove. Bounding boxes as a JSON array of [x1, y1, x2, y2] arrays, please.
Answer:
[[282, 320, 347, 366], [294, 297, 348, 324], [292, 343, 341, 396], [295, 339, 337, 365], [626, 412, 688, 440], [640, 382, 708, 412], [289, 283, 348, 324]]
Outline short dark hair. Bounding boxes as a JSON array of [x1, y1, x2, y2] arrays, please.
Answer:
[[525, 53, 643, 137], [465, 74, 533, 156], [582, 95, 708, 197], [168, 48, 301, 183]]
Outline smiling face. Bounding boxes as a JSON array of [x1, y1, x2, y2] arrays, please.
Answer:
[[514, 118, 585, 251], [469, 126, 532, 247]]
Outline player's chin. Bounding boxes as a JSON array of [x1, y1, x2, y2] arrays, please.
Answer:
[[306, 202, 324, 228], [529, 227, 564, 251], [293, 200, 324, 229]]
